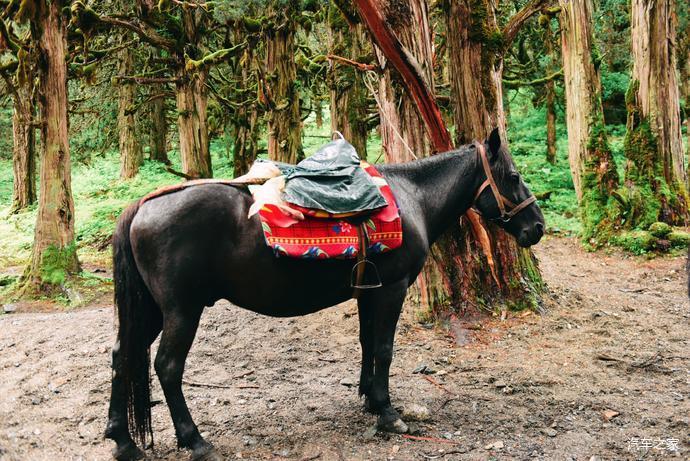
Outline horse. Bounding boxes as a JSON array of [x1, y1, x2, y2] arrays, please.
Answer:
[[104, 128, 545, 460]]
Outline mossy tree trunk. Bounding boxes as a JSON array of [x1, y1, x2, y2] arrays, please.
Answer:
[[558, 0, 619, 241], [624, 0, 687, 226], [232, 28, 260, 177], [149, 52, 169, 165], [176, 8, 212, 179], [11, 76, 36, 213], [118, 37, 143, 179], [436, 0, 544, 313], [265, 3, 302, 165], [22, 0, 79, 292], [328, 4, 369, 157]]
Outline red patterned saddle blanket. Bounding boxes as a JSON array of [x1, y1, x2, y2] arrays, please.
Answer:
[[258, 163, 403, 259]]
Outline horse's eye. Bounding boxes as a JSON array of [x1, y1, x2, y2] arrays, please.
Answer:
[[510, 172, 520, 183]]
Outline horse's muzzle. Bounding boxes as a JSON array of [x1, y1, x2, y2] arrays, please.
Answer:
[[518, 222, 544, 247]]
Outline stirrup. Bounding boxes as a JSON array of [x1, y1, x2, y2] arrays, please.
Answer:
[[350, 259, 383, 290]]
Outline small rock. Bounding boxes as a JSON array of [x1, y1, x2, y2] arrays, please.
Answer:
[[362, 426, 377, 440], [402, 403, 431, 422], [339, 377, 355, 387], [241, 435, 257, 446], [273, 449, 290, 457], [589, 457, 602, 461], [494, 380, 507, 388], [602, 409, 620, 421], [33, 429, 41, 436], [412, 364, 436, 375], [237, 399, 247, 405], [3, 304, 17, 314], [442, 432, 453, 440], [306, 402, 318, 411], [542, 428, 557, 437], [484, 441, 504, 450]]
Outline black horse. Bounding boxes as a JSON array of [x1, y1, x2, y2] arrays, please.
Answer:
[[105, 129, 544, 460]]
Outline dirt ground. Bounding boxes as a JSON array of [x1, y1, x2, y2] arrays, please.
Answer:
[[0, 237, 688, 461]]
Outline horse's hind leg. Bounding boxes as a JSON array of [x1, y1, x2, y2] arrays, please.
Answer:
[[105, 316, 162, 460], [154, 306, 220, 461]]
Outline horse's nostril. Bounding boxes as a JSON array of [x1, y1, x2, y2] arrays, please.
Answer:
[[535, 222, 544, 234]]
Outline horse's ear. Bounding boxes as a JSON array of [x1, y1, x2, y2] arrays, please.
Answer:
[[487, 127, 501, 161]]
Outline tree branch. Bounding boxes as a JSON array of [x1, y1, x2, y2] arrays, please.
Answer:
[[98, 15, 176, 50], [503, 68, 563, 88], [115, 75, 181, 85], [503, 0, 553, 49]]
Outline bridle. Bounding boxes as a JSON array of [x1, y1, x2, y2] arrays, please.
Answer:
[[472, 141, 536, 223]]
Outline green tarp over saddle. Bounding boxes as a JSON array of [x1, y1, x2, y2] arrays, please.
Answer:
[[272, 138, 387, 215]]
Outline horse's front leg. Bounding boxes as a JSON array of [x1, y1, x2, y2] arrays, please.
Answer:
[[357, 302, 375, 409], [358, 279, 409, 433]]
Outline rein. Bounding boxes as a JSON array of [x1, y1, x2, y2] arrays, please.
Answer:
[[472, 141, 536, 223]]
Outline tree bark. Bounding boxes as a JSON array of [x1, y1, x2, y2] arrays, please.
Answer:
[[149, 91, 169, 164], [328, 4, 370, 157], [149, 51, 169, 164], [558, 0, 619, 240], [23, 0, 79, 292], [265, 4, 303, 164], [11, 78, 36, 213], [544, 23, 557, 165], [175, 8, 212, 179], [625, 0, 687, 226], [437, 0, 543, 313], [375, 0, 434, 163], [118, 41, 143, 179]]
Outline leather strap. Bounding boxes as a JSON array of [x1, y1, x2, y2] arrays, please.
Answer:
[[473, 142, 536, 222]]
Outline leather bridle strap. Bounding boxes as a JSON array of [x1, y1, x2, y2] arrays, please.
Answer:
[[473, 141, 537, 222]]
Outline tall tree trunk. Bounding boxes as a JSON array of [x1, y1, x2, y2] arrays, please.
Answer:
[[265, 4, 302, 164], [625, 0, 687, 226], [375, 0, 434, 163], [176, 69, 212, 178], [149, 51, 169, 164], [438, 0, 543, 313], [23, 0, 79, 292], [559, 0, 619, 240], [11, 81, 36, 213], [328, 4, 369, 157], [544, 23, 557, 165], [175, 8, 212, 179], [149, 91, 169, 164], [118, 42, 143, 179]]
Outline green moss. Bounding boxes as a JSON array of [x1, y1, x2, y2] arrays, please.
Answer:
[[668, 231, 690, 248], [611, 230, 656, 254], [648, 222, 671, 238], [39, 243, 78, 286]]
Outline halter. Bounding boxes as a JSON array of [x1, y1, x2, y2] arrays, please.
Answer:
[[472, 141, 537, 223]]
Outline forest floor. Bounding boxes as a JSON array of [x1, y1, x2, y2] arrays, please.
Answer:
[[0, 236, 688, 461]]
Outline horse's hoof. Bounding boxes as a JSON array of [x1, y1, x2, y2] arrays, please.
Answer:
[[377, 416, 409, 434], [112, 442, 145, 461], [191, 443, 222, 461]]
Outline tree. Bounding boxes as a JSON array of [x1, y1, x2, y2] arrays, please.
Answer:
[[624, 0, 687, 226], [354, 0, 547, 316], [558, 0, 619, 241], [0, 18, 37, 213], [19, 0, 79, 292], [148, 51, 170, 165], [117, 34, 143, 179], [328, 2, 370, 157], [264, 1, 303, 164]]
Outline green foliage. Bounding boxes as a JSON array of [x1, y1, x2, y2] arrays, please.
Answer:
[[648, 221, 671, 238]]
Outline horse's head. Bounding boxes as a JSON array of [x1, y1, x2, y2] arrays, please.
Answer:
[[473, 128, 545, 247]]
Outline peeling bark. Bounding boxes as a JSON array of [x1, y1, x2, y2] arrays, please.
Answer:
[[265, 3, 302, 164], [558, 0, 619, 241], [118, 40, 143, 179], [176, 68, 212, 179], [623, 0, 688, 225], [11, 78, 36, 213]]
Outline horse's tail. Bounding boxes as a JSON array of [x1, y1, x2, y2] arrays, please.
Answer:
[[113, 201, 157, 446]]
